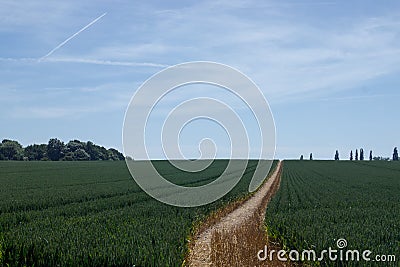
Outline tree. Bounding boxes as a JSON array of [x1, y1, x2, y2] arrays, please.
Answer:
[[373, 156, 390, 161], [47, 138, 65, 161], [74, 149, 90, 161], [334, 150, 339, 160], [107, 148, 125, 161], [0, 139, 24, 160], [63, 152, 75, 161], [369, 150, 373, 161], [66, 140, 85, 153], [300, 155, 304, 160], [360, 148, 364, 161], [85, 141, 103, 160], [24, 144, 47, 161], [86, 141, 98, 160], [86, 142, 111, 160], [309, 153, 313, 160], [393, 147, 399, 161], [355, 149, 358, 161], [99, 146, 110, 160], [350, 150, 353, 161], [0, 138, 125, 161]]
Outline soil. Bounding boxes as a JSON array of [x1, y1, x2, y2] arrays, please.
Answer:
[[187, 161, 290, 266]]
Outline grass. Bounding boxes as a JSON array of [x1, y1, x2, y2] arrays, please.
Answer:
[[265, 160, 400, 267], [0, 160, 274, 266]]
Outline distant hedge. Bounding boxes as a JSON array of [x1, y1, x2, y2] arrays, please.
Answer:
[[0, 138, 124, 161]]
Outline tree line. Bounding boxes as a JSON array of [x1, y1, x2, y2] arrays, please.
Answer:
[[333, 147, 398, 161], [299, 147, 399, 161], [0, 138, 125, 161]]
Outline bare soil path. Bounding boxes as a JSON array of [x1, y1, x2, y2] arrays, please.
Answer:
[[187, 161, 287, 266]]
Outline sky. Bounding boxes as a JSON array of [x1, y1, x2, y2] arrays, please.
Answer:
[[0, 0, 399, 159]]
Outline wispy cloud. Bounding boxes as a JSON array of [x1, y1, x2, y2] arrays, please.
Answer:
[[318, 93, 400, 102], [1, 0, 399, 159], [12, 106, 96, 119], [10, 93, 129, 119], [0, 1, 74, 30], [108, 1, 400, 103], [42, 57, 168, 68], [0, 56, 167, 68], [0, 57, 36, 63], [4, 81, 138, 119]]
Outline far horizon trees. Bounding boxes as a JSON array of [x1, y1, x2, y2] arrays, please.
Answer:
[[349, 149, 364, 161], [74, 149, 91, 161], [24, 144, 47, 161], [0, 139, 24, 160], [373, 156, 390, 161], [47, 138, 65, 161], [0, 138, 125, 161]]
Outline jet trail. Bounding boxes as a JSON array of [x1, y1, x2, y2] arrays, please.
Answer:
[[39, 12, 107, 62]]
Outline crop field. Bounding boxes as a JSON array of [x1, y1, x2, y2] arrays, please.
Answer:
[[265, 160, 400, 266], [0, 160, 276, 266]]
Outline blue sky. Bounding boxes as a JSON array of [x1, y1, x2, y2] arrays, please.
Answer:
[[1, 0, 399, 159]]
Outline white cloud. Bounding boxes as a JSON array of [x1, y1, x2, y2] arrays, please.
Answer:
[[235, 16, 400, 102], [93, 1, 399, 104], [41, 57, 168, 68], [10, 101, 123, 119], [0, 1, 73, 29], [3, 1, 400, 109], [90, 43, 172, 60]]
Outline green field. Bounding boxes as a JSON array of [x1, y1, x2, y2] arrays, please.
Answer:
[[265, 160, 400, 266], [0, 160, 276, 266]]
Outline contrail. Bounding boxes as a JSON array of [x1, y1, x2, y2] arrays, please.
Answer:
[[45, 57, 169, 68], [39, 12, 107, 62]]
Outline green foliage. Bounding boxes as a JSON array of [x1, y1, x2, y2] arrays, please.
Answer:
[[334, 150, 339, 160], [107, 148, 125, 161], [47, 138, 65, 161], [73, 149, 90, 161], [373, 156, 390, 161], [0, 139, 125, 161], [25, 144, 48, 161], [0, 233, 4, 266], [66, 140, 86, 153], [265, 160, 400, 267], [393, 147, 399, 161], [0, 139, 24, 160], [85, 141, 102, 160], [0, 160, 277, 266]]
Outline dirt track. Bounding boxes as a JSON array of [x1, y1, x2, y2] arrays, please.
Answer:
[[187, 161, 284, 266]]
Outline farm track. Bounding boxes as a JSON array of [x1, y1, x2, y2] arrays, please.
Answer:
[[187, 161, 289, 266]]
